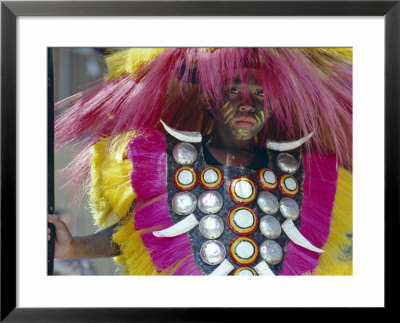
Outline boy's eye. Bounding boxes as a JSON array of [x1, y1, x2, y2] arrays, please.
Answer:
[[231, 87, 240, 94], [255, 91, 264, 97]]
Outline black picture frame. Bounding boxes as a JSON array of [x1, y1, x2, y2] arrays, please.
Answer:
[[1, 0, 398, 321]]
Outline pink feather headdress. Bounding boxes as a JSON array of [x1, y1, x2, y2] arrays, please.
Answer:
[[55, 48, 352, 198]]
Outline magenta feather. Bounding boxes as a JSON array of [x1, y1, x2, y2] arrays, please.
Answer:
[[128, 129, 202, 275], [280, 153, 339, 275]]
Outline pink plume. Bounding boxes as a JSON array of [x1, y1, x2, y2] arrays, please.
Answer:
[[128, 129, 202, 275], [280, 153, 339, 275]]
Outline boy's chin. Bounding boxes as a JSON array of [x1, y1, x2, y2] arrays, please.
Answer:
[[232, 132, 253, 141], [230, 127, 261, 141]]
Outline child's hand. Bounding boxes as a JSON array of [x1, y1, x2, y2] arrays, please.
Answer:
[[48, 214, 75, 259]]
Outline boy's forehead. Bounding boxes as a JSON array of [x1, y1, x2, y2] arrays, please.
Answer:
[[231, 74, 261, 86], [229, 68, 261, 83]]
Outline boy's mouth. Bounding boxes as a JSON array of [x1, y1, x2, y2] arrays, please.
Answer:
[[233, 117, 256, 127]]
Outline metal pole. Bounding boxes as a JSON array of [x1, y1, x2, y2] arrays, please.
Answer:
[[48, 48, 55, 275]]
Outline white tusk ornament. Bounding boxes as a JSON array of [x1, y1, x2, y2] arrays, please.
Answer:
[[209, 259, 235, 276], [160, 120, 202, 143], [266, 132, 314, 151], [153, 214, 199, 238], [281, 219, 324, 253], [254, 261, 276, 276]]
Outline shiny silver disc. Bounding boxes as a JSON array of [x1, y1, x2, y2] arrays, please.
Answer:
[[199, 215, 224, 239], [257, 191, 279, 214], [260, 240, 283, 265], [259, 215, 281, 239], [279, 197, 300, 220], [200, 240, 226, 265], [172, 142, 198, 165], [198, 191, 223, 214], [172, 192, 197, 215], [276, 153, 299, 174]]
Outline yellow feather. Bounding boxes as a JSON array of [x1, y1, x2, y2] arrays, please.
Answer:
[[104, 48, 166, 81], [88, 133, 136, 229], [89, 132, 182, 275], [113, 207, 185, 275], [315, 168, 353, 275], [328, 47, 353, 58], [88, 138, 114, 228], [103, 47, 352, 81], [113, 216, 160, 275]]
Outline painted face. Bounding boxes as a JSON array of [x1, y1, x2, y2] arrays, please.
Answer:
[[218, 74, 266, 140]]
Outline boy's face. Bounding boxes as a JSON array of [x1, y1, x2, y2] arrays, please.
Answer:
[[216, 72, 266, 141]]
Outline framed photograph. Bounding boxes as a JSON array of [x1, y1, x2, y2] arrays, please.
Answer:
[[2, 0, 398, 320]]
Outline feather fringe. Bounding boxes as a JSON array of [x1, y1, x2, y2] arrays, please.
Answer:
[[88, 133, 160, 275], [280, 153, 339, 275], [128, 129, 202, 275], [112, 216, 162, 275], [133, 194, 200, 274], [88, 134, 136, 229], [315, 168, 353, 275]]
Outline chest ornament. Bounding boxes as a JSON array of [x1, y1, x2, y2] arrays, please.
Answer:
[[152, 122, 322, 275]]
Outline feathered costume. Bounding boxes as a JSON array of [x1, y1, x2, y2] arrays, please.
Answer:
[[55, 48, 352, 275]]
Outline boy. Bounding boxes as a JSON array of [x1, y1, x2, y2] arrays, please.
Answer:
[[49, 48, 352, 275]]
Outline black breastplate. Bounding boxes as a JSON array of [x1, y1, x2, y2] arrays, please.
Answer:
[[166, 134, 304, 275]]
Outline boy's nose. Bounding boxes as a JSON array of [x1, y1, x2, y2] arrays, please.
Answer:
[[239, 105, 256, 113]]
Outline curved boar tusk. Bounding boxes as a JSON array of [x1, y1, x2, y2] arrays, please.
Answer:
[[153, 214, 199, 238], [266, 132, 314, 151], [160, 120, 202, 143], [209, 259, 235, 276], [281, 219, 324, 253], [254, 261, 276, 276]]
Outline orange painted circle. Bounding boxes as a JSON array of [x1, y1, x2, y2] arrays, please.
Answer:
[[228, 177, 257, 204], [278, 174, 299, 197], [173, 166, 198, 191], [199, 166, 224, 189], [233, 267, 258, 276], [257, 168, 277, 191], [227, 206, 258, 235], [229, 236, 259, 266]]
